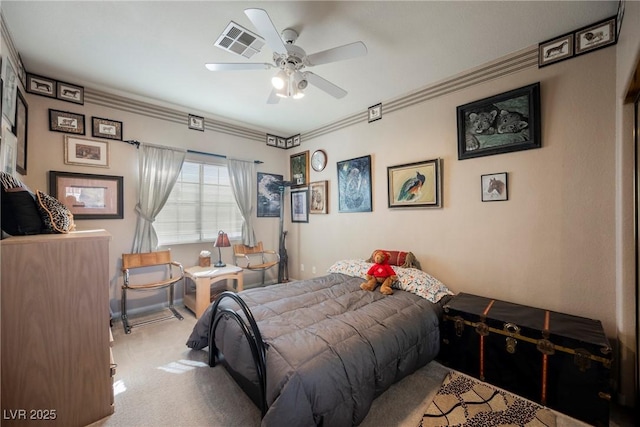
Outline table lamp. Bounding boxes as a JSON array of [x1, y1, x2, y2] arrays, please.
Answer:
[[213, 230, 230, 267]]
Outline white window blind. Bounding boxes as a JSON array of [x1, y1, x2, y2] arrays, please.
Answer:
[[155, 160, 243, 245]]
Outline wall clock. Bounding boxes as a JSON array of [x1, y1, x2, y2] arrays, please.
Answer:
[[311, 149, 327, 172]]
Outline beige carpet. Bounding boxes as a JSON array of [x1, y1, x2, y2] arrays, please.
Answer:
[[419, 371, 556, 427]]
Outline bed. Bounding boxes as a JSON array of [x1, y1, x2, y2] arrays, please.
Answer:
[[186, 258, 453, 426]]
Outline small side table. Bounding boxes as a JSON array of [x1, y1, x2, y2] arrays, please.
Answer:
[[183, 265, 243, 318]]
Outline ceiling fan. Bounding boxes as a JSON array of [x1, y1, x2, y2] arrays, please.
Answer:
[[205, 8, 368, 103]]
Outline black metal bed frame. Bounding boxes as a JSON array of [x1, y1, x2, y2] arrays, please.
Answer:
[[207, 291, 268, 416]]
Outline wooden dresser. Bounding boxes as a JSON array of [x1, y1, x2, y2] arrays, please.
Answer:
[[1, 230, 114, 426]]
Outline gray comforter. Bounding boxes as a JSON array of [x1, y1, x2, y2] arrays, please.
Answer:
[[187, 272, 443, 426]]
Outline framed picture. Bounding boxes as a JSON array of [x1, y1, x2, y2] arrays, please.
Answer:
[[2, 56, 18, 127], [575, 16, 617, 56], [49, 171, 123, 219], [277, 137, 286, 149], [368, 103, 382, 123], [188, 114, 205, 131], [457, 82, 541, 160], [290, 150, 309, 187], [309, 180, 328, 214], [387, 158, 442, 208], [538, 33, 574, 67], [337, 155, 372, 213], [26, 73, 56, 98], [481, 172, 508, 202], [257, 172, 283, 217], [49, 109, 85, 135], [92, 116, 123, 140], [14, 89, 28, 174], [290, 186, 309, 223], [286, 137, 293, 149], [1, 125, 17, 176], [292, 134, 301, 147], [56, 80, 84, 104], [64, 135, 109, 167], [266, 134, 277, 147]]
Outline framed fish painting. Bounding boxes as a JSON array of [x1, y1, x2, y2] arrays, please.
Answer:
[[387, 158, 442, 208]]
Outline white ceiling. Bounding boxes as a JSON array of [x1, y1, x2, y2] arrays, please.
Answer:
[[2, 1, 618, 136]]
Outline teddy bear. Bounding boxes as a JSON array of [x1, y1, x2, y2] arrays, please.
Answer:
[[360, 250, 397, 295]]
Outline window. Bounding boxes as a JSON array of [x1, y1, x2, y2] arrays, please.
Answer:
[[155, 160, 243, 245]]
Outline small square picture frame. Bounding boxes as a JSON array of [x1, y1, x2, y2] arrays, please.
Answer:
[[266, 134, 277, 147], [64, 135, 109, 168], [188, 114, 205, 131], [368, 103, 382, 123], [49, 109, 85, 135], [292, 134, 301, 146], [481, 172, 508, 202], [277, 137, 286, 149], [26, 73, 56, 98], [538, 33, 574, 67], [56, 80, 84, 105], [92, 116, 123, 140], [286, 137, 293, 149], [574, 16, 617, 56]]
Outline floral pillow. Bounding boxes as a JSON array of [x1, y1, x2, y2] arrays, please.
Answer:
[[328, 259, 453, 303]]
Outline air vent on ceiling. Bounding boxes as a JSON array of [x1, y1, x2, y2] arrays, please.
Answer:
[[214, 21, 265, 59]]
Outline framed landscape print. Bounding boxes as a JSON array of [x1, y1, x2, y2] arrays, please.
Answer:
[[457, 82, 541, 160], [337, 155, 372, 213], [49, 109, 85, 135], [387, 158, 441, 208], [49, 170, 123, 219], [64, 135, 109, 167], [257, 172, 283, 217], [291, 186, 309, 223], [290, 150, 309, 187]]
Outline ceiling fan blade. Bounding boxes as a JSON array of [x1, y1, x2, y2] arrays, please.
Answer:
[[205, 63, 273, 71], [304, 72, 347, 99], [306, 41, 367, 66], [244, 8, 288, 56], [267, 88, 281, 104]]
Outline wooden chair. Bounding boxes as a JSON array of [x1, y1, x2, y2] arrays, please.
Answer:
[[233, 241, 280, 285], [121, 250, 184, 334]]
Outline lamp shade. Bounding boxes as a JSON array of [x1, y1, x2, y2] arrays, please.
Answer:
[[214, 230, 230, 248]]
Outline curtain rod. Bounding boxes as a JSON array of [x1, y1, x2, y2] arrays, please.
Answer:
[[124, 140, 263, 164]]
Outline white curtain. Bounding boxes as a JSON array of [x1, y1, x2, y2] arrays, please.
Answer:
[[131, 144, 186, 253], [227, 158, 256, 246]]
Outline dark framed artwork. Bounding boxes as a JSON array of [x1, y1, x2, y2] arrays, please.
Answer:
[[26, 73, 56, 98], [387, 158, 441, 208], [290, 186, 309, 223], [266, 134, 277, 147], [92, 116, 123, 140], [575, 16, 617, 56], [257, 172, 283, 217], [292, 134, 301, 147], [188, 114, 205, 131], [14, 89, 28, 174], [277, 137, 286, 149], [337, 155, 372, 213], [49, 170, 123, 219], [368, 103, 382, 123], [309, 180, 328, 214], [481, 172, 508, 202], [290, 150, 309, 187], [538, 33, 574, 67], [457, 82, 541, 160], [49, 109, 85, 135], [56, 80, 84, 105]]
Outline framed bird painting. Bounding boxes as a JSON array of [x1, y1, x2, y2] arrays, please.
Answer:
[[387, 158, 442, 208]]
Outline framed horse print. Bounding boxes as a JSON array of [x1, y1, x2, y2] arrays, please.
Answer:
[[481, 172, 508, 202]]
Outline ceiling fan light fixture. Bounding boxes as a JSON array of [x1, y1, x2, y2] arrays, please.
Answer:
[[292, 71, 308, 90], [292, 88, 305, 99], [271, 70, 287, 89], [275, 86, 288, 98]]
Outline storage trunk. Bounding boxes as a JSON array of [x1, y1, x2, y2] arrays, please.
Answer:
[[438, 292, 612, 426]]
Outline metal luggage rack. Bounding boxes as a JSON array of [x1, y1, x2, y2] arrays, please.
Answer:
[[208, 291, 268, 416]]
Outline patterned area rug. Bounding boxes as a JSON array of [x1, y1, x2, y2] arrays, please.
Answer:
[[419, 371, 556, 427]]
